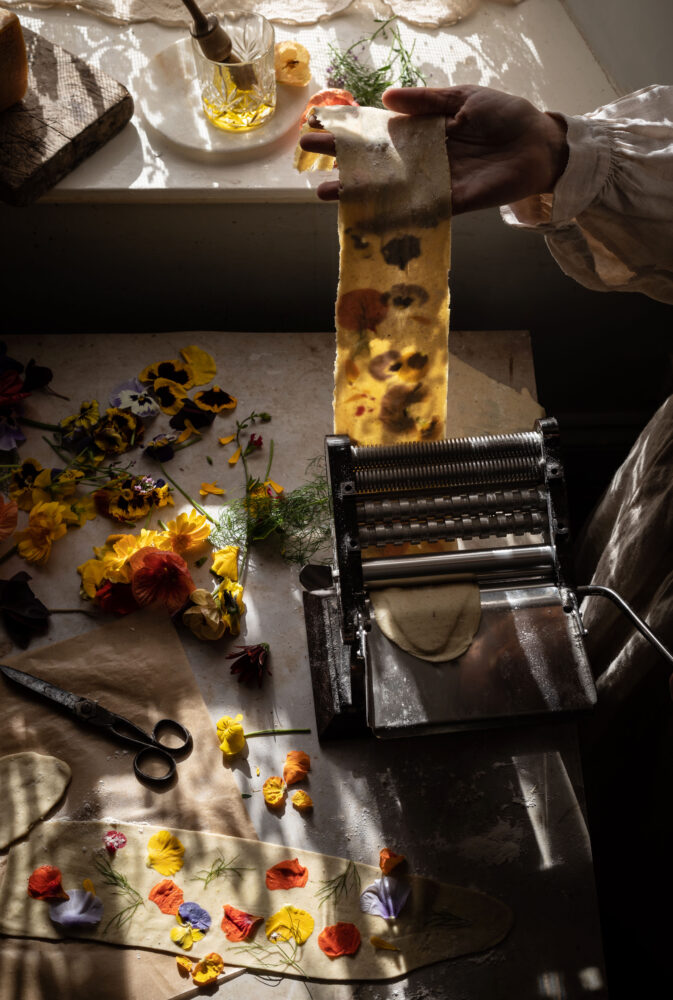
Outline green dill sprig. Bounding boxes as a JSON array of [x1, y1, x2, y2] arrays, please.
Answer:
[[326, 17, 426, 107], [314, 860, 361, 908], [191, 852, 254, 889], [232, 936, 312, 995], [93, 854, 144, 933], [423, 907, 471, 931]]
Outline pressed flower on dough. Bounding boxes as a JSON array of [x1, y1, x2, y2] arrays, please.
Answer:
[[146, 830, 186, 877]]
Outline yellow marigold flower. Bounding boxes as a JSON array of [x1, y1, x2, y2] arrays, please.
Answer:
[[15, 501, 69, 565], [77, 557, 108, 599], [291, 790, 313, 813], [199, 481, 225, 496], [263, 776, 287, 809], [102, 530, 171, 582], [216, 714, 246, 759], [265, 906, 314, 945], [146, 830, 185, 877], [191, 953, 224, 986], [163, 510, 211, 556], [211, 545, 238, 581]]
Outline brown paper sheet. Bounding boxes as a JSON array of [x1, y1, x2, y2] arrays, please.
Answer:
[[0, 609, 257, 1000]]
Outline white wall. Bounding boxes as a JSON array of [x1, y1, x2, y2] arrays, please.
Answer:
[[562, 0, 673, 93]]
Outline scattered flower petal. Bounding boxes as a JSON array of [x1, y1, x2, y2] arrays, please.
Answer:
[[379, 848, 405, 875], [28, 865, 69, 901], [176, 956, 193, 977], [193, 386, 237, 413], [318, 922, 361, 958], [228, 446, 242, 466], [191, 952, 224, 985], [149, 879, 185, 915], [199, 481, 225, 496], [82, 879, 95, 895], [263, 776, 287, 810], [49, 889, 103, 928], [218, 435, 236, 446], [265, 906, 314, 945], [370, 935, 400, 951], [359, 876, 410, 920], [153, 378, 188, 415], [178, 901, 211, 933], [211, 545, 239, 580], [179, 345, 216, 385], [265, 858, 308, 890], [283, 750, 311, 786], [103, 830, 128, 853], [139, 359, 194, 389], [221, 904, 263, 942], [292, 790, 313, 813], [147, 830, 186, 877], [216, 713, 246, 758]]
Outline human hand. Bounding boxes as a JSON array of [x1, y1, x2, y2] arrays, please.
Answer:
[[300, 85, 569, 214]]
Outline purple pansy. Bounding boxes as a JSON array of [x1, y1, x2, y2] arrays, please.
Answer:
[[48, 889, 104, 928], [178, 901, 211, 932], [110, 378, 160, 419], [359, 876, 410, 919]]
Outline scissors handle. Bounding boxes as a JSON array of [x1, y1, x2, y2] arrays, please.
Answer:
[[132, 721, 193, 786]]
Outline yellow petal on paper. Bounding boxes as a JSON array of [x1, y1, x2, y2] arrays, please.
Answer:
[[180, 345, 217, 385], [370, 935, 400, 952], [265, 905, 314, 945], [176, 956, 193, 977], [170, 923, 204, 950], [199, 482, 225, 496], [82, 878, 95, 895], [191, 952, 224, 985], [315, 104, 451, 446], [228, 446, 242, 466], [211, 545, 239, 581], [146, 830, 185, 877], [291, 790, 314, 813], [218, 434, 236, 446]]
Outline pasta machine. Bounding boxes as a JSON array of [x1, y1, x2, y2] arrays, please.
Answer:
[[301, 417, 672, 739]]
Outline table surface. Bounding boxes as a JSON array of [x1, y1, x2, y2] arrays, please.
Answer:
[[9, 0, 618, 202], [0, 331, 607, 999]]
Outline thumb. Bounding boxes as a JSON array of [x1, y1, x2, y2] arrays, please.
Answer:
[[382, 86, 473, 119]]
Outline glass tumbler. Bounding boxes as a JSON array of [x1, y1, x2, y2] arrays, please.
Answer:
[[192, 11, 276, 132]]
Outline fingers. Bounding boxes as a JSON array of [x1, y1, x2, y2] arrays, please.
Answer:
[[299, 131, 336, 156], [382, 85, 478, 119], [316, 180, 340, 201]]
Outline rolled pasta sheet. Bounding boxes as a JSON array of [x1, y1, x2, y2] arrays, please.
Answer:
[[316, 105, 451, 445]]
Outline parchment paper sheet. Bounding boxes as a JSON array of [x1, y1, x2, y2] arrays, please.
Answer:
[[0, 609, 257, 1000]]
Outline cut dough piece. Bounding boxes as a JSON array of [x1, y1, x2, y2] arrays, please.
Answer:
[[0, 752, 71, 849], [316, 104, 451, 445], [371, 583, 481, 662]]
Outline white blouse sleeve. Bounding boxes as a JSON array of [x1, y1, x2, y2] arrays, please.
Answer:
[[500, 85, 673, 304]]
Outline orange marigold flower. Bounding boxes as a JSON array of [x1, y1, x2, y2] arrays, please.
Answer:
[[265, 858, 308, 890], [379, 848, 405, 875], [262, 775, 287, 810], [15, 501, 69, 564], [221, 904, 263, 941], [27, 865, 69, 901], [129, 547, 196, 614], [283, 750, 311, 786], [149, 879, 184, 915], [191, 952, 224, 986], [318, 922, 361, 959]]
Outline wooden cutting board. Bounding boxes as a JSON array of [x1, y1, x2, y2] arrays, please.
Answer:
[[0, 27, 133, 206]]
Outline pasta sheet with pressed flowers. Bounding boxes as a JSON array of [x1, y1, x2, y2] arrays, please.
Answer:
[[0, 819, 512, 980], [315, 104, 451, 445]]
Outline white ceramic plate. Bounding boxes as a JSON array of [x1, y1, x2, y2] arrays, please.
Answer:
[[136, 37, 310, 155]]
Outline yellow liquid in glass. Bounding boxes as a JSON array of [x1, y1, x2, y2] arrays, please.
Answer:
[[202, 93, 275, 131]]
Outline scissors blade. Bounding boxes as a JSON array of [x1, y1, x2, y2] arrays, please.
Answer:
[[0, 663, 83, 715]]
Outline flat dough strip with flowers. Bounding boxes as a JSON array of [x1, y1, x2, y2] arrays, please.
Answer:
[[0, 820, 512, 980], [315, 104, 451, 445]]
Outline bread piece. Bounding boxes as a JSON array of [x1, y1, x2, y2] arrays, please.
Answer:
[[0, 10, 28, 112]]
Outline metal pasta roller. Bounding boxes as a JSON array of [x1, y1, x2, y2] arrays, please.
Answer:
[[300, 418, 673, 739]]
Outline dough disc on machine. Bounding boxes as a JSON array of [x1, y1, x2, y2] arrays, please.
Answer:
[[370, 582, 481, 662]]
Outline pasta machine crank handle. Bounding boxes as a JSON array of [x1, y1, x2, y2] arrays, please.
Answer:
[[576, 584, 673, 670]]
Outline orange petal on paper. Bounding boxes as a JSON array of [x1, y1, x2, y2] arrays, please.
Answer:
[[176, 956, 193, 978], [318, 922, 361, 958], [149, 879, 185, 915], [218, 435, 236, 445], [265, 858, 308, 890], [262, 775, 287, 809], [379, 848, 405, 875], [191, 952, 224, 985], [283, 750, 311, 786], [221, 904, 263, 942], [292, 790, 313, 812], [228, 446, 242, 466], [27, 865, 69, 901]]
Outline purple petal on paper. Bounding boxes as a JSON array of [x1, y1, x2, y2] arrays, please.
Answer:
[[48, 890, 104, 928], [359, 876, 410, 919], [178, 901, 211, 932]]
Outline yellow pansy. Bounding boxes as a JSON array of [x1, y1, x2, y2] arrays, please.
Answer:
[[211, 545, 238, 581], [265, 906, 314, 945], [77, 557, 108, 599], [68, 495, 98, 526], [15, 501, 69, 564], [216, 714, 246, 759], [162, 510, 211, 556], [199, 482, 225, 496], [170, 921, 204, 951], [146, 830, 185, 877], [179, 345, 216, 385], [217, 578, 245, 636]]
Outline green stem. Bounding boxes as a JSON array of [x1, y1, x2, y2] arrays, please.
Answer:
[[244, 728, 311, 738], [19, 417, 61, 431], [0, 544, 18, 566], [158, 462, 216, 525], [263, 438, 275, 483]]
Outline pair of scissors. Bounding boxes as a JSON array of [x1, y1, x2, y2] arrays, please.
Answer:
[[0, 663, 193, 786]]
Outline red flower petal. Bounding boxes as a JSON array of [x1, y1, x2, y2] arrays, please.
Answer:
[[221, 904, 263, 941], [318, 922, 361, 958], [103, 830, 128, 852], [265, 858, 309, 890], [129, 547, 195, 614], [149, 879, 184, 915], [27, 865, 69, 901]]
